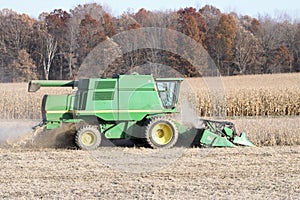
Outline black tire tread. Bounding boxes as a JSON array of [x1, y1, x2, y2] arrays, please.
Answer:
[[75, 125, 101, 150]]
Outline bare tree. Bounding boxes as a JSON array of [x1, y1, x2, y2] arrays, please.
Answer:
[[65, 17, 79, 78], [233, 25, 264, 74], [0, 9, 35, 81], [70, 3, 107, 33], [0, 9, 33, 54], [258, 14, 296, 73], [42, 34, 57, 80], [295, 24, 300, 71]]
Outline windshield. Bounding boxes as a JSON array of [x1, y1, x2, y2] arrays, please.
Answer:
[[156, 81, 179, 109]]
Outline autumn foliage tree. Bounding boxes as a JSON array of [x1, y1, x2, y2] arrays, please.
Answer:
[[0, 9, 35, 81], [232, 17, 265, 74], [177, 7, 208, 45], [10, 49, 37, 82], [0, 4, 299, 82], [210, 14, 237, 75], [268, 45, 293, 73]]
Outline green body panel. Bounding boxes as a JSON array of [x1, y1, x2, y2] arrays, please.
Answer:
[[43, 94, 75, 129], [233, 132, 256, 147], [211, 136, 236, 147], [101, 122, 127, 139], [223, 126, 234, 137], [100, 121, 144, 139], [32, 80, 76, 87], [200, 129, 235, 147], [46, 121, 61, 129]]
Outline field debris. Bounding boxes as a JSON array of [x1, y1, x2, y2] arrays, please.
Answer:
[[0, 146, 299, 199], [2, 123, 76, 149]]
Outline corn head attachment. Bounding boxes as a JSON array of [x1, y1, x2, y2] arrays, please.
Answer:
[[188, 119, 255, 147]]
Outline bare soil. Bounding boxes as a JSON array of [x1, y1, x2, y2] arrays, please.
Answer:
[[0, 146, 299, 199], [0, 120, 299, 199]]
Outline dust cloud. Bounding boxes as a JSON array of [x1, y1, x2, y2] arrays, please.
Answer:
[[178, 100, 202, 128], [0, 120, 76, 148], [176, 80, 205, 129], [0, 120, 38, 145]]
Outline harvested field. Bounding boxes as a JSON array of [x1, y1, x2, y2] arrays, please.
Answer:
[[1, 116, 300, 147], [0, 146, 299, 199]]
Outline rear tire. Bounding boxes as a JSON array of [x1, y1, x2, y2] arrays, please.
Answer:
[[75, 125, 101, 150], [145, 117, 178, 149]]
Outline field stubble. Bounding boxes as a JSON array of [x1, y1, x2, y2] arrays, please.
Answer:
[[0, 146, 299, 199]]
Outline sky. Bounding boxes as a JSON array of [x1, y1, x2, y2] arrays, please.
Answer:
[[0, 0, 299, 20]]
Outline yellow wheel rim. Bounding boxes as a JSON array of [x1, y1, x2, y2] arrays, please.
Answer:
[[151, 123, 173, 145], [82, 132, 95, 146]]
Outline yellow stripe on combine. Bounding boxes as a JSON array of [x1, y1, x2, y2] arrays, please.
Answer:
[[46, 110, 163, 114]]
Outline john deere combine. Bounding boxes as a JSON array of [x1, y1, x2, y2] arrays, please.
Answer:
[[28, 74, 254, 149]]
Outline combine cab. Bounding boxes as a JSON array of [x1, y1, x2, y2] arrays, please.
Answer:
[[28, 74, 254, 149]]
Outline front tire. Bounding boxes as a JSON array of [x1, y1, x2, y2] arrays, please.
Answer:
[[75, 125, 101, 150], [145, 117, 179, 149]]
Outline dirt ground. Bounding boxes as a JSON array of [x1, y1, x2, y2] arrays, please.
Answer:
[[0, 145, 299, 199]]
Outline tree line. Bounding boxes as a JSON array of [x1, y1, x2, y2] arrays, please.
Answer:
[[0, 3, 299, 82]]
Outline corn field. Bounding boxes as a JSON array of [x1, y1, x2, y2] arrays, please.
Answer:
[[0, 83, 72, 120], [232, 116, 300, 146], [184, 73, 300, 117], [0, 73, 300, 119]]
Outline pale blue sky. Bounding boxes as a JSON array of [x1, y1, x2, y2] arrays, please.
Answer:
[[0, 0, 299, 20]]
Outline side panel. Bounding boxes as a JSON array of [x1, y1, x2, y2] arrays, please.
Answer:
[[118, 75, 164, 121], [83, 78, 119, 120], [101, 121, 145, 139], [79, 75, 165, 121], [43, 94, 75, 129]]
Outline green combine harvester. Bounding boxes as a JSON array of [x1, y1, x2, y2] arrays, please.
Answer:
[[28, 74, 254, 149]]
